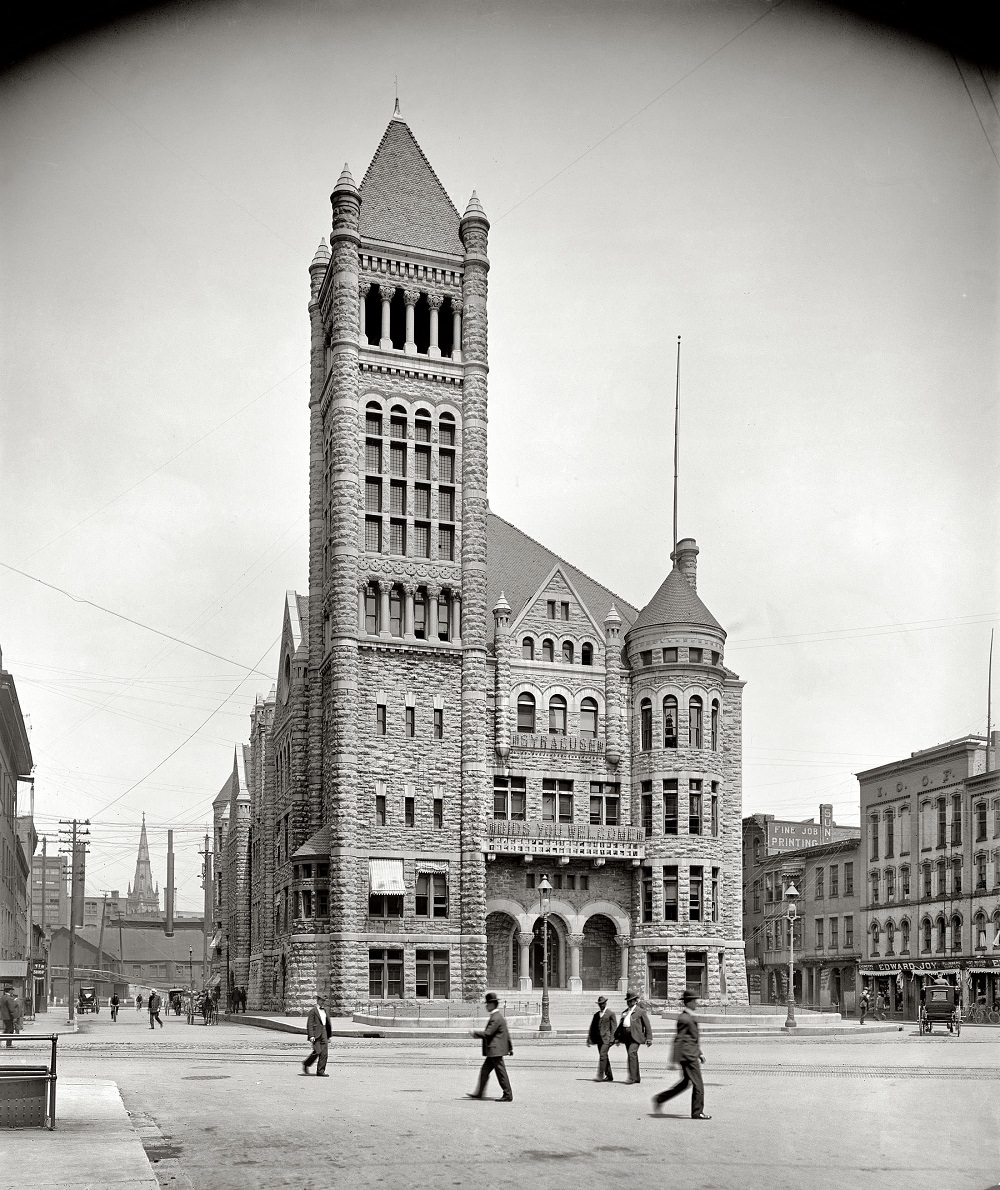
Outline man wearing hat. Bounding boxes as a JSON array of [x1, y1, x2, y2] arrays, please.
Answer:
[[652, 989, 710, 1119], [616, 989, 653, 1084], [587, 995, 618, 1082], [468, 992, 514, 1101], [0, 986, 16, 1049]]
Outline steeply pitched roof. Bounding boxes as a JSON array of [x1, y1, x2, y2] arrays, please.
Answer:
[[359, 115, 462, 256], [485, 512, 638, 645], [630, 567, 723, 635]]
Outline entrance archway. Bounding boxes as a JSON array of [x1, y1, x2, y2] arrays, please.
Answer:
[[530, 917, 563, 989], [581, 914, 617, 990], [486, 911, 519, 989]]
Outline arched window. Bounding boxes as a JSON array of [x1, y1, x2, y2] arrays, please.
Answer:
[[871, 921, 880, 952], [974, 911, 987, 950], [414, 409, 432, 442], [921, 918, 931, 953], [390, 405, 407, 439], [517, 693, 536, 734], [389, 586, 402, 637], [580, 697, 598, 739], [365, 400, 383, 436], [364, 582, 379, 635], [936, 916, 946, 953], [689, 696, 703, 748], [663, 696, 678, 748], [710, 699, 720, 751], [521, 637, 534, 661], [548, 694, 567, 735], [413, 588, 427, 639], [900, 918, 910, 953], [993, 910, 1000, 949], [542, 639, 554, 663], [951, 914, 962, 952], [439, 410, 456, 446], [886, 920, 895, 955], [640, 699, 652, 751], [562, 640, 574, 664], [581, 642, 593, 666]]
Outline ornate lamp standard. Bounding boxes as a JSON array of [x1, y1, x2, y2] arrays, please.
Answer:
[[537, 875, 552, 1033], [784, 882, 799, 1029]]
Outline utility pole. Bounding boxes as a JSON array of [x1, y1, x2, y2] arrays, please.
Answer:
[[96, 892, 109, 1000], [40, 834, 48, 1012], [200, 834, 212, 993], [59, 819, 90, 1023]]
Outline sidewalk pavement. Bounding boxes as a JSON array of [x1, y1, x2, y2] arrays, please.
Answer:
[[0, 1079, 156, 1190]]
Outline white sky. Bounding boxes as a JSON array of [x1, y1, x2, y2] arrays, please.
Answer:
[[1, 0, 997, 910]]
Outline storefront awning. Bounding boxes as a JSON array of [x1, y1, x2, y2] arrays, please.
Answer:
[[208, 973, 222, 988], [209, 929, 223, 950], [369, 858, 405, 894]]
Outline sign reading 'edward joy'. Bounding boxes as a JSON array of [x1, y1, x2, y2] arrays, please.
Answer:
[[511, 733, 605, 754], [766, 820, 833, 852], [488, 819, 644, 859]]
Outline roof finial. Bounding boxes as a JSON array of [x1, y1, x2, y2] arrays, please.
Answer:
[[393, 86, 401, 120]]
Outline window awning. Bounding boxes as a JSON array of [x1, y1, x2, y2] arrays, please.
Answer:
[[209, 929, 223, 950], [369, 858, 405, 894]]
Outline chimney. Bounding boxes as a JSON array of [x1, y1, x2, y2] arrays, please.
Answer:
[[671, 537, 699, 591]]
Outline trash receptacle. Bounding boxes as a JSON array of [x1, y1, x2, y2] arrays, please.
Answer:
[[0, 1067, 50, 1128]]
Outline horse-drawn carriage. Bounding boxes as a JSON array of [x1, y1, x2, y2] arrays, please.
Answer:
[[919, 980, 961, 1036], [77, 986, 100, 1014]]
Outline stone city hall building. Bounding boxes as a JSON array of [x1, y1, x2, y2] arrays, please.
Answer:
[[214, 108, 749, 1013]]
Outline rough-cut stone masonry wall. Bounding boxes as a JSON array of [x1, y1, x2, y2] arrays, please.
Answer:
[[458, 202, 490, 1003]]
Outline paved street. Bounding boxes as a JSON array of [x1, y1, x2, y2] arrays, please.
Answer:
[[5, 1011, 997, 1190]]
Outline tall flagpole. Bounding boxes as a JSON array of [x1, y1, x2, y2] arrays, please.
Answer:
[[987, 629, 993, 772], [672, 335, 681, 559]]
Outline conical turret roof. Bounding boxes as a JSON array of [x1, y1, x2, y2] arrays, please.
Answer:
[[359, 115, 462, 255], [630, 567, 724, 635]]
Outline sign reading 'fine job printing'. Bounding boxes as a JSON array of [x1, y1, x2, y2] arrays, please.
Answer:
[[766, 820, 833, 852]]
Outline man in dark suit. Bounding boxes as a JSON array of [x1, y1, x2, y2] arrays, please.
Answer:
[[468, 992, 513, 1101], [587, 995, 618, 1082], [616, 989, 653, 1084], [302, 993, 333, 1076], [652, 989, 710, 1119]]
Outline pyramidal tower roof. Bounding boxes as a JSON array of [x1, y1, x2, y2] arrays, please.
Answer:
[[358, 106, 462, 256], [127, 812, 160, 913], [630, 567, 724, 635]]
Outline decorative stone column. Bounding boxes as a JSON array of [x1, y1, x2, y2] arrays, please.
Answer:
[[427, 585, 440, 644], [378, 283, 392, 349], [616, 934, 630, 993], [604, 605, 623, 767], [427, 292, 443, 358], [402, 581, 416, 640], [377, 579, 391, 638], [450, 589, 462, 645], [358, 281, 370, 342], [403, 287, 420, 355], [451, 298, 463, 363], [492, 593, 511, 767], [568, 934, 585, 994], [517, 931, 533, 992]]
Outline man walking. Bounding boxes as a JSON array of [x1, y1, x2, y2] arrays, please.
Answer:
[[616, 989, 653, 1084], [467, 992, 513, 1102], [302, 993, 332, 1076], [652, 990, 711, 1119], [587, 995, 617, 1082], [148, 988, 163, 1029]]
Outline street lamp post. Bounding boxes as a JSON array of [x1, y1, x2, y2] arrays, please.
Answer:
[[784, 882, 799, 1029], [537, 875, 552, 1033]]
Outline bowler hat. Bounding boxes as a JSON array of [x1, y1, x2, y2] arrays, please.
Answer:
[[626, 989, 639, 1002], [484, 991, 499, 1005], [682, 989, 698, 1004]]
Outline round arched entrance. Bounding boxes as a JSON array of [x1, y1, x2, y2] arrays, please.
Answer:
[[486, 911, 519, 989], [530, 916, 564, 988], [581, 914, 618, 990]]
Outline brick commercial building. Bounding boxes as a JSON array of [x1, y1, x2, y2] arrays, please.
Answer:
[[215, 108, 749, 1014], [857, 734, 1000, 1020], [0, 645, 33, 1002]]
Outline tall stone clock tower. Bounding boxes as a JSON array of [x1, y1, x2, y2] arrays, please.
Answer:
[[304, 105, 490, 1009]]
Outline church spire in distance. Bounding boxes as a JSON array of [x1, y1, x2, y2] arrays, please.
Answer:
[[127, 812, 160, 917]]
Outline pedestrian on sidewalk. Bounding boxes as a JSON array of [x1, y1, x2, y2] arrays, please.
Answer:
[[302, 993, 332, 1076], [652, 990, 711, 1120], [148, 989, 163, 1029], [615, 989, 652, 1084], [859, 988, 869, 1025], [1, 986, 16, 1048], [874, 990, 885, 1021], [136, 993, 143, 1013], [467, 992, 514, 1102], [587, 995, 617, 1082], [110, 993, 120, 1022]]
